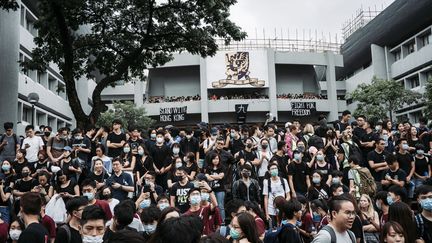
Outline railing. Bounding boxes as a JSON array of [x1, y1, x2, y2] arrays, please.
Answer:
[[342, 7, 383, 40]]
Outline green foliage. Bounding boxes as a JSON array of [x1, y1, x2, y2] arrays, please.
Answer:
[[424, 78, 432, 118], [97, 101, 155, 132], [19, 0, 246, 126], [347, 77, 421, 121], [0, 0, 18, 10]]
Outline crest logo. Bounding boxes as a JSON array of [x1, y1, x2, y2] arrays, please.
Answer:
[[212, 52, 265, 88]]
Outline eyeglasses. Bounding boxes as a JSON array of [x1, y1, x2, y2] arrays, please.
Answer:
[[341, 210, 357, 217]]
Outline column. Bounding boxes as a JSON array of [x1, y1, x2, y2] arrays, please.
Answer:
[[325, 52, 338, 122], [199, 57, 209, 122], [267, 49, 278, 121], [134, 78, 144, 107]]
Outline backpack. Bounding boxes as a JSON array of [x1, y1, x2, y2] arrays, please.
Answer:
[[0, 133, 18, 152], [263, 223, 295, 243], [59, 224, 72, 243], [341, 142, 363, 167], [267, 177, 287, 196], [352, 167, 377, 198], [321, 225, 356, 243], [415, 213, 432, 241], [308, 134, 325, 150]]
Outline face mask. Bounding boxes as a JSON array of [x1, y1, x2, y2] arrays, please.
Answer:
[[270, 169, 278, 177], [83, 192, 95, 201], [417, 150, 424, 155], [75, 136, 83, 140], [158, 202, 170, 211], [82, 235, 103, 243], [102, 193, 112, 200], [123, 147, 130, 153], [140, 199, 151, 209], [190, 195, 201, 205], [173, 148, 180, 154], [297, 146, 305, 153], [175, 162, 183, 168], [186, 135, 192, 140], [174, 176, 183, 182], [312, 177, 321, 184], [261, 144, 268, 150], [420, 198, 432, 211], [230, 132, 235, 138], [230, 228, 241, 240], [241, 171, 251, 178], [281, 219, 288, 225], [143, 224, 157, 234], [375, 126, 381, 131], [183, 157, 190, 163], [201, 193, 210, 202], [382, 135, 389, 141], [150, 134, 156, 139], [332, 177, 340, 185], [9, 229, 21, 241], [2, 165, 10, 171], [296, 220, 302, 227], [312, 212, 321, 223], [294, 153, 301, 161], [21, 172, 29, 178], [402, 144, 409, 150], [211, 135, 217, 139], [246, 144, 253, 149], [156, 137, 164, 143], [138, 150, 144, 156], [376, 201, 382, 210], [316, 154, 324, 161], [387, 196, 395, 205], [44, 132, 51, 137]]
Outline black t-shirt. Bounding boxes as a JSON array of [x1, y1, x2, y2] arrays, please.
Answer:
[[170, 182, 194, 213], [396, 152, 413, 176], [13, 160, 28, 178], [15, 178, 37, 193], [88, 171, 109, 183], [415, 156, 430, 176], [54, 225, 82, 243], [353, 127, 366, 142], [128, 138, 144, 152], [381, 169, 407, 191], [72, 136, 92, 162], [421, 133, 432, 151], [0, 186, 11, 206], [270, 154, 289, 179], [134, 156, 155, 175], [34, 160, 52, 173], [60, 159, 80, 178], [230, 138, 245, 156], [185, 163, 198, 177], [107, 132, 127, 158], [279, 223, 303, 243], [335, 121, 348, 132], [238, 150, 257, 164], [287, 161, 310, 194], [179, 137, 199, 155], [206, 166, 226, 192], [367, 150, 389, 181], [313, 162, 333, 183], [417, 214, 432, 242], [18, 222, 49, 243], [150, 144, 171, 169], [362, 131, 379, 157]]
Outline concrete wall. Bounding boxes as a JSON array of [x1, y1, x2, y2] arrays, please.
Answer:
[[148, 66, 200, 97], [275, 64, 318, 94]]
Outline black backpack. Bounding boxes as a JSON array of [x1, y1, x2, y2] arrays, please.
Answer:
[[321, 225, 356, 243]]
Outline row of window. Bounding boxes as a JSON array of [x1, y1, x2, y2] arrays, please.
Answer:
[[392, 29, 431, 61], [19, 102, 71, 130]]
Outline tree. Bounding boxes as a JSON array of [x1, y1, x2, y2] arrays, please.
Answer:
[[347, 77, 421, 122], [19, 0, 246, 128], [97, 101, 155, 132], [424, 78, 432, 118], [0, 0, 18, 10]]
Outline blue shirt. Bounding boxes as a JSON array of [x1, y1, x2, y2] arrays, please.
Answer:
[[107, 172, 133, 201]]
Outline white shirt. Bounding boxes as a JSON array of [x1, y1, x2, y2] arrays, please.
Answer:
[[263, 177, 290, 215], [21, 136, 44, 162], [257, 150, 272, 177], [312, 225, 354, 243]]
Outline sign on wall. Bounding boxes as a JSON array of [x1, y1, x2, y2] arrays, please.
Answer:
[[291, 102, 316, 116], [235, 104, 249, 124], [160, 106, 187, 122], [206, 50, 269, 89]]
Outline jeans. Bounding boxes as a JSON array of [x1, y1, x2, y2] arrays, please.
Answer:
[[215, 191, 225, 223], [0, 206, 10, 224]]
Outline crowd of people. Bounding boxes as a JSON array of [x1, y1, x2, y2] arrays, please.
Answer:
[[209, 94, 269, 100], [276, 93, 327, 100], [0, 110, 431, 243], [146, 95, 201, 103]]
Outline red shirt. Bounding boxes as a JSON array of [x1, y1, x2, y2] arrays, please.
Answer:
[[0, 222, 9, 243], [94, 199, 113, 220], [255, 216, 265, 236], [41, 215, 56, 240], [184, 205, 220, 235]]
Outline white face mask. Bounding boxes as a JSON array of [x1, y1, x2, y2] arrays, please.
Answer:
[[156, 137, 164, 143], [9, 229, 21, 241], [82, 235, 104, 243]]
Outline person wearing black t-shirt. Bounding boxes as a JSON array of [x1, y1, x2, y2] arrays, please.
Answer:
[[107, 120, 127, 158], [270, 141, 289, 179], [128, 127, 144, 155], [381, 154, 407, 191], [413, 144, 431, 189], [169, 167, 194, 213], [150, 131, 171, 188], [228, 127, 245, 156], [367, 138, 390, 184], [18, 192, 49, 243], [54, 197, 88, 243], [288, 150, 311, 198], [279, 200, 304, 243], [179, 128, 200, 161], [335, 110, 351, 138]]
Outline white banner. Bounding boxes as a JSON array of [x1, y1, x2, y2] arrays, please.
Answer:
[[206, 50, 269, 89]]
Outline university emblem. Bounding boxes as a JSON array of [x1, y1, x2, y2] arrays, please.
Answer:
[[212, 52, 265, 88]]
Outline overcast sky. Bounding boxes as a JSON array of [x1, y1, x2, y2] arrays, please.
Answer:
[[229, 0, 394, 43]]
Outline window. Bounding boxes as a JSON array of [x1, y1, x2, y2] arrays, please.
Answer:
[[407, 76, 420, 89], [426, 71, 432, 81], [394, 50, 401, 61], [420, 33, 431, 47], [22, 106, 31, 122], [48, 76, 57, 92], [407, 42, 415, 54]]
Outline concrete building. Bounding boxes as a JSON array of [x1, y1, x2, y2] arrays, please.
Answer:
[[340, 0, 432, 123], [0, 0, 92, 135], [102, 39, 347, 126]]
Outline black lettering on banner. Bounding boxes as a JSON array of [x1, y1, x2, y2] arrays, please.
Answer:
[[159, 106, 187, 122], [291, 102, 316, 117]]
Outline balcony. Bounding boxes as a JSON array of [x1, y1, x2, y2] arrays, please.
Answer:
[[391, 43, 432, 78]]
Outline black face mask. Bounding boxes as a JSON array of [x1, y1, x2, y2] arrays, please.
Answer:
[[44, 132, 51, 137], [174, 176, 183, 182], [21, 172, 29, 178], [261, 144, 268, 150], [101, 193, 112, 200], [246, 144, 253, 149], [241, 171, 251, 178]]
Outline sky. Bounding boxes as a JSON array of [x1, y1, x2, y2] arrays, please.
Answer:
[[229, 0, 394, 43]]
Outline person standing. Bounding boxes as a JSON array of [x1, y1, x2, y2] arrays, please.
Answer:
[[18, 192, 49, 243], [0, 122, 20, 163], [107, 120, 127, 159], [46, 128, 68, 165], [54, 197, 89, 243], [21, 125, 44, 165]]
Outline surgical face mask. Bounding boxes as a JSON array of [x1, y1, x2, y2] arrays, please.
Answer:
[[420, 198, 432, 211], [332, 177, 340, 185], [173, 148, 180, 154], [382, 134, 389, 141], [175, 162, 183, 168], [230, 132, 236, 138], [270, 169, 278, 177], [186, 135, 192, 140], [82, 235, 104, 243], [75, 136, 83, 140], [123, 147, 130, 153], [138, 150, 144, 156], [417, 150, 424, 155], [312, 177, 321, 184], [156, 137, 164, 143], [294, 153, 301, 161], [316, 154, 324, 161], [143, 224, 157, 234], [190, 195, 201, 205], [158, 202, 170, 211], [140, 199, 151, 209], [9, 229, 21, 241], [312, 212, 321, 223], [230, 228, 241, 240], [376, 201, 382, 210], [387, 196, 395, 205], [83, 192, 95, 201], [1, 164, 10, 171], [201, 192, 210, 202], [150, 134, 157, 139], [402, 144, 409, 150]]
